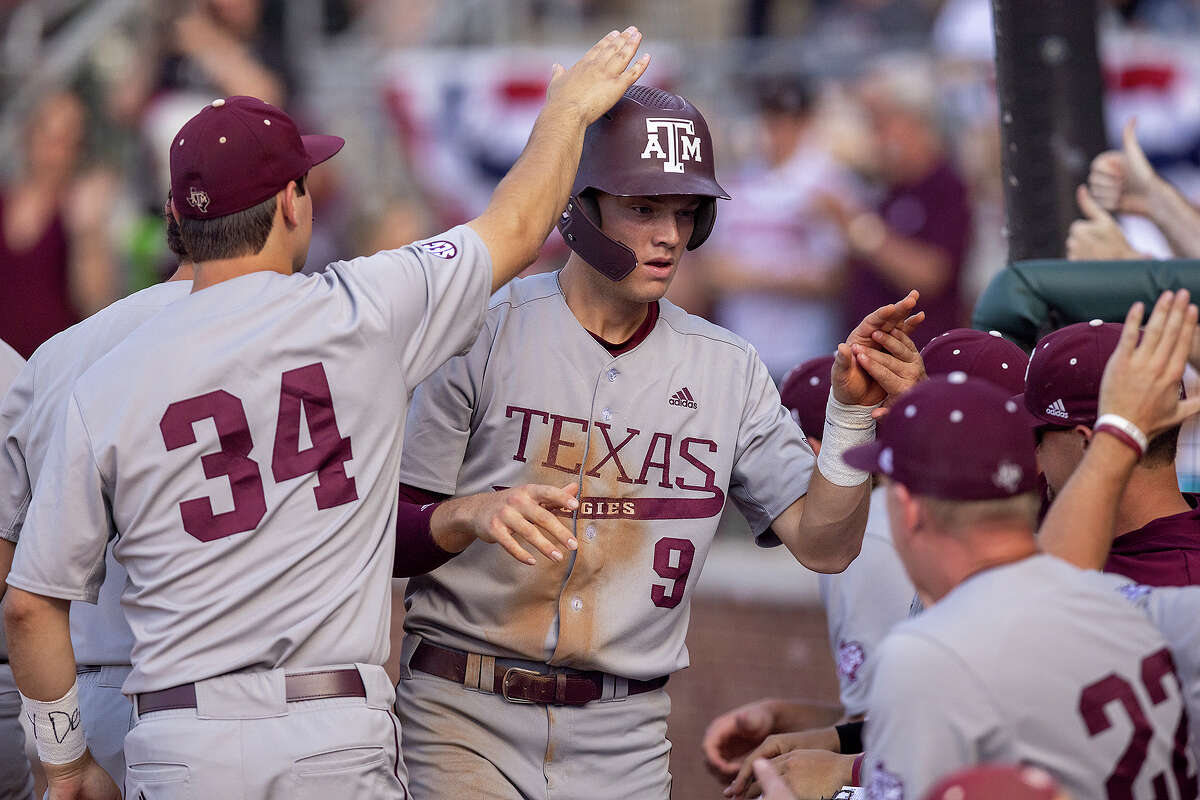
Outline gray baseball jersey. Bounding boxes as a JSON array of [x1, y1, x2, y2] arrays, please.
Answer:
[[7, 226, 491, 694], [816, 486, 913, 717], [399, 271, 815, 680], [864, 554, 1195, 800], [0, 340, 21, 398], [0, 281, 192, 666], [1081, 569, 1200, 765]]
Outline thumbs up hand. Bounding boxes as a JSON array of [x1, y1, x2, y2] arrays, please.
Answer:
[[1089, 118, 1161, 216], [1066, 184, 1146, 261]]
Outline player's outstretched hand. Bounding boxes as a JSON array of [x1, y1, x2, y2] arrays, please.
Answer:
[[851, 323, 927, 418], [1089, 118, 1160, 216], [729, 749, 853, 800], [725, 731, 842, 798], [834, 290, 924, 407], [1099, 289, 1200, 439], [749, 759, 799, 800], [546, 28, 650, 126], [456, 483, 581, 566], [702, 700, 779, 782], [44, 749, 121, 800], [1067, 185, 1145, 261]]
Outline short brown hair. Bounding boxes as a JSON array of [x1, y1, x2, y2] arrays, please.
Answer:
[[1144, 424, 1181, 469], [919, 492, 1040, 534], [178, 176, 305, 263]]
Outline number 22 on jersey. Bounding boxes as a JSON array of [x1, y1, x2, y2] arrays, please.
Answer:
[[159, 362, 357, 542]]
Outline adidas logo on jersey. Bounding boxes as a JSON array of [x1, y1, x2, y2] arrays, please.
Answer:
[[1044, 398, 1069, 419], [669, 387, 698, 409]]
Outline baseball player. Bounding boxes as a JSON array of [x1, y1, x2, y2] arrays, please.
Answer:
[[0, 197, 193, 792], [718, 329, 1029, 797], [0, 338, 31, 800], [1022, 318, 1200, 585], [3, 30, 650, 800], [849, 375, 1194, 800], [392, 83, 921, 799]]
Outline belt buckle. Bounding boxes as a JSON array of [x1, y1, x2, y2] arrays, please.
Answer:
[[500, 667, 543, 704]]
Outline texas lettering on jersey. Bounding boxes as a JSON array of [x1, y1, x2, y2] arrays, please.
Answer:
[[504, 404, 725, 520]]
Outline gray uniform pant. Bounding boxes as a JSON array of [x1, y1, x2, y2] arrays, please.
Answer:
[[395, 653, 672, 799], [0, 665, 33, 800], [75, 666, 134, 786], [124, 664, 408, 800]]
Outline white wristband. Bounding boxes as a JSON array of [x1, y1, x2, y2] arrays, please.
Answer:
[[816, 393, 880, 487], [21, 682, 86, 765], [1095, 413, 1150, 454]]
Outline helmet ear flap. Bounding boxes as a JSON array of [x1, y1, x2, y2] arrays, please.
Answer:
[[556, 192, 639, 282], [686, 197, 717, 250]]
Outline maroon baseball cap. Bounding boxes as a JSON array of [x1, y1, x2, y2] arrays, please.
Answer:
[[921, 765, 1061, 800], [170, 96, 344, 220], [921, 329, 1029, 395], [843, 375, 1038, 500], [1017, 320, 1122, 428], [779, 355, 835, 440]]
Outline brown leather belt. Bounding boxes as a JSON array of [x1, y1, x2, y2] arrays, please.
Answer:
[[136, 668, 366, 715], [410, 641, 667, 706]]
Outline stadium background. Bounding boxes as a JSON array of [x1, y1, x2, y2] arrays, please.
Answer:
[[3, 1, 1199, 796]]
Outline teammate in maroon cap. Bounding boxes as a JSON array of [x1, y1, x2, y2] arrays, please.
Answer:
[[837, 375, 1187, 798], [4, 30, 652, 800], [1022, 318, 1200, 585]]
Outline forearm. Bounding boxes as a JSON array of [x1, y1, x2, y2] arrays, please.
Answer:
[[855, 224, 951, 296], [469, 102, 588, 290], [1038, 434, 1137, 569], [186, 43, 285, 107], [429, 494, 484, 554], [1146, 178, 1200, 258], [4, 589, 77, 701], [789, 473, 870, 572]]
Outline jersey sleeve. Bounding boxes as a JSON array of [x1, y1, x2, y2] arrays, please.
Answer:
[[396, 317, 493, 495], [0, 361, 34, 542], [335, 225, 492, 387], [727, 345, 815, 540], [864, 630, 1003, 800], [5, 392, 110, 603]]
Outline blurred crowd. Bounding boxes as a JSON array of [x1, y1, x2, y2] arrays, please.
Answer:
[[5, 0, 1200, 364]]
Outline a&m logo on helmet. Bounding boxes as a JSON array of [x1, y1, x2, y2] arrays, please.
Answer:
[[187, 187, 210, 214], [641, 118, 703, 174]]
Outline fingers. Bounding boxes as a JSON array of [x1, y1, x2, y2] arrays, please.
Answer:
[[609, 26, 643, 68], [870, 328, 919, 363], [1076, 184, 1111, 222], [1139, 291, 1174, 356], [492, 525, 538, 566], [1152, 290, 1192, 370], [1123, 117, 1153, 173], [751, 759, 794, 800], [855, 346, 919, 396], [1167, 301, 1199, 384]]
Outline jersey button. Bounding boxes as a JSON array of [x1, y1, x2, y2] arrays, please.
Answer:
[[584, 525, 597, 541], [570, 597, 584, 612], [601, 408, 612, 422], [607, 369, 618, 382]]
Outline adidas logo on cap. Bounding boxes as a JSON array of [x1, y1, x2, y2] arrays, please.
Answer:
[[1045, 399, 1069, 419], [669, 387, 698, 409]]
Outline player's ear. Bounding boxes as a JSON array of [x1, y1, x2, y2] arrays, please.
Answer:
[[1076, 424, 1094, 450], [279, 181, 301, 228]]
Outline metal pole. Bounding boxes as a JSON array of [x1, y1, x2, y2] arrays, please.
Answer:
[[992, 0, 1107, 261]]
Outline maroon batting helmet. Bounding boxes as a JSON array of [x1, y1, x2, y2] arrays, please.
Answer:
[[556, 85, 730, 282]]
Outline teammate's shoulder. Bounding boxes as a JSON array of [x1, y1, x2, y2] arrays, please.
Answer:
[[656, 298, 752, 352], [486, 270, 562, 314]]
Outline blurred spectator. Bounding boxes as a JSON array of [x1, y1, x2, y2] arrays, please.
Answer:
[[701, 77, 854, 380], [0, 92, 118, 358], [821, 59, 971, 350]]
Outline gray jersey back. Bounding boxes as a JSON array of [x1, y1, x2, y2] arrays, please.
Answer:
[[399, 271, 815, 680], [0, 281, 191, 664], [7, 228, 490, 693], [1082, 569, 1200, 765], [865, 554, 1195, 800], [816, 486, 913, 716]]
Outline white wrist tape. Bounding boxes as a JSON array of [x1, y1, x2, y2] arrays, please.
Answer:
[[21, 682, 86, 765], [1095, 413, 1150, 454], [816, 393, 880, 487]]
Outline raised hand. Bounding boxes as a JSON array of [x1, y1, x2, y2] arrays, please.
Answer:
[[1088, 119, 1159, 217], [1098, 289, 1200, 439], [1067, 185, 1144, 261], [834, 290, 924, 407], [546, 28, 651, 126]]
